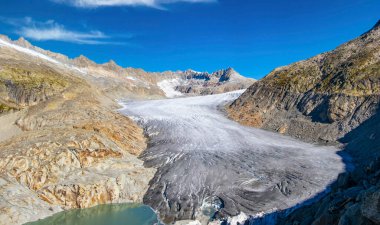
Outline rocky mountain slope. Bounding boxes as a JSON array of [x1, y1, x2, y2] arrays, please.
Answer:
[[227, 21, 380, 224], [228, 21, 379, 143], [0, 36, 157, 225]]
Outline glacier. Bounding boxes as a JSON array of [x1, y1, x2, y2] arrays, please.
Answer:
[[119, 90, 346, 223]]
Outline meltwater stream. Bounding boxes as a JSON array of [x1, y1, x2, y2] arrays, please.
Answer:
[[119, 90, 346, 223]]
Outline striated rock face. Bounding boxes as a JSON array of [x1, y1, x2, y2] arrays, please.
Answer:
[[227, 21, 380, 225], [0, 99, 156, 225], [0, 64, 71, 114], [0, 88, 155, 224], [0, 127, 153, 206], [0, 176, 63, 225], [0, 93, 156, 225], [228, 85, 379, 143]]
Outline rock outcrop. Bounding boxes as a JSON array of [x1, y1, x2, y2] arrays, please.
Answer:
[[227, 20, 380, 224]]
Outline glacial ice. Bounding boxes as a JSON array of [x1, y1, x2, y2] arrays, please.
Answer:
[[119, 90, 346, 222]]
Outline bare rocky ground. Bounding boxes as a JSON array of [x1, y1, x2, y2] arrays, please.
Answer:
[[0, 65, 157, 225], [120, 91, 345, 224]]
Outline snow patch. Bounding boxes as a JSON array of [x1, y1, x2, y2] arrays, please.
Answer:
[[0, 38, 61, 65], [157, 79, 183, 98], [189, 69, 203, 74], [186, 221, 201, 225], [0, 38, 88, 75], [227, 212, 249, 225], [70, 66, 88, 75], [174, 220, 202, 225], [126, 76, 137, 81]]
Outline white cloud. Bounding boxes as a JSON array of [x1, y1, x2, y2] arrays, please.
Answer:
[[52, 0, 216, 8], [20, 25, 107, 44], [1, 17, 111, 44]]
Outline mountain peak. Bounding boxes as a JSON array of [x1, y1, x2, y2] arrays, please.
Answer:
[[0, 35, 12, 43], [77, 55, 89, 60], [15, 37, 33, 48], [211, 67, 236, 82], [105, 59, 117, 66], [72, 55, 95, 67], [102, 59, 122, 71], [225, 66, 234, 71], [214, 67, 236, 74]]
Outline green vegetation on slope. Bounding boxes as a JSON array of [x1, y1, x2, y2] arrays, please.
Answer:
[[0, 65, 69, 90], [263, 24, 380, 96]]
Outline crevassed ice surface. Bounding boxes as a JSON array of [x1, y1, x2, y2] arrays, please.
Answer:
[[120, 90, 346, 223]]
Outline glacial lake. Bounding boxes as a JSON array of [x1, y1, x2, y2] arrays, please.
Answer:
[[25, 203, 163, 225]]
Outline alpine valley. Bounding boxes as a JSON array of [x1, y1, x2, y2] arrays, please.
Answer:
[[0, 18, 379, 225]]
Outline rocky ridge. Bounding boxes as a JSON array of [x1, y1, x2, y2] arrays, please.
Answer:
[[0, 35, 253, 101], [175, 68, 254, 96], [227, 20, 380, 224]]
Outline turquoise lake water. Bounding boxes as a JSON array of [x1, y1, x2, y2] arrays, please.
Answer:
[[25, 203, 163, 225]]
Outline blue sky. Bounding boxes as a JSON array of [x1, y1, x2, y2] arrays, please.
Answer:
[[0, 0, 379, 79]]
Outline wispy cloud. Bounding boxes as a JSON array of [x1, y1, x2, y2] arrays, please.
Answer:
[[52, 0, 216, 8], [0, 17, 112, 44]]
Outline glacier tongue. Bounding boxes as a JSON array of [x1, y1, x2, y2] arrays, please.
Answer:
[[119, 90, 345, 223]]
